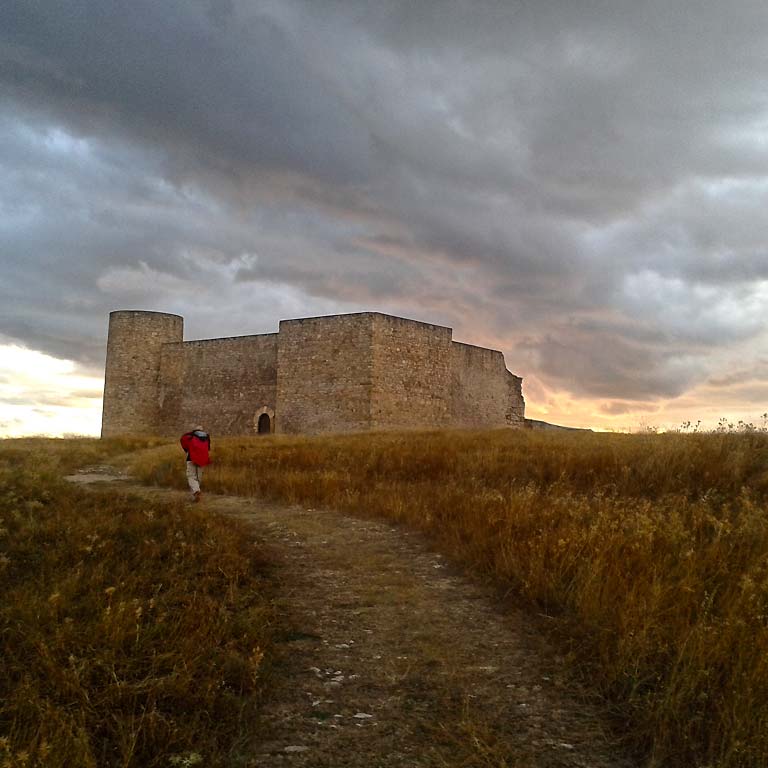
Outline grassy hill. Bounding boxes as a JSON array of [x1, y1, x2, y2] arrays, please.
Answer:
[[3, 429, 767, 766], [133, 428, 768, 768]]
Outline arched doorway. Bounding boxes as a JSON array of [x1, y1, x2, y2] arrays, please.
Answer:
[[254, 406, 275, 435]]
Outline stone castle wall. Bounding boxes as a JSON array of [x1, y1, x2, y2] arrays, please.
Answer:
[[101, 310, 525, 437], [504, 371, 525, 426], [450, 342, 525, 428], [276, 314, 374, 434], [371, 314, 453, 430], [159, 334, 277, 436]]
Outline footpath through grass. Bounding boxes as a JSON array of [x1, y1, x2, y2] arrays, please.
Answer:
[[135, 428, 768, 768], [0, 438, 275, 768]]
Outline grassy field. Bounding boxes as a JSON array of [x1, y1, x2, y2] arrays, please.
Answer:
[[133, 428, 768, 768], [0, 438, 275, 768]]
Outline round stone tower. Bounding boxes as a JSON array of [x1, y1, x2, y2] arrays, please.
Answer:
[[101, 310, 183, 437]]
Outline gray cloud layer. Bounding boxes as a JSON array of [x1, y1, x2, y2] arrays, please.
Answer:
[[3, 0, 768, 413]]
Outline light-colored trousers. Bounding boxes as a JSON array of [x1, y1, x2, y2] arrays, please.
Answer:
[[186, 461, 203, 494]]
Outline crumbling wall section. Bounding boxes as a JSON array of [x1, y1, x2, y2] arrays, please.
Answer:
[[158, 334, 278, 436], [505, 371, 525, 427], [450, 342, 525, 428], [371, 314, 453, 430], [275, 314, 374, 434]]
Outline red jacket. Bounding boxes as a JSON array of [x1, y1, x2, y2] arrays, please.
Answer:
[[180, 430, 211, 466]]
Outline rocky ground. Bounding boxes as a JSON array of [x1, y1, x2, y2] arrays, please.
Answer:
[[68, 469, 636, 768]]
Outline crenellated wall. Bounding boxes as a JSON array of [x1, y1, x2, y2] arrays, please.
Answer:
[[101, 310, 525, 437]]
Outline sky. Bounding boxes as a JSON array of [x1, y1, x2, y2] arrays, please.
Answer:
[[3, 0, 768, 436]]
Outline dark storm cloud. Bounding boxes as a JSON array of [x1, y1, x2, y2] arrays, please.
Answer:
[[520, 328, 706, 400], [599, 401, 660, 416], [707, 359, 768, 388], [0, 109, 262, 365], [2, 0, 768, 413], [0, 0, 375, 184]]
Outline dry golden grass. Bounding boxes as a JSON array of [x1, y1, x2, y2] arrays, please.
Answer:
[[0, 435, 172, 475], [134, 428, 768, 768], [0, 439, 275, 767]]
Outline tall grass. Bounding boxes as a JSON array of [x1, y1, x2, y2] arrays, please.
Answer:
[[0, 435, 172, 475], [134, 429, 768, 767], [0, 440, 275, 767]]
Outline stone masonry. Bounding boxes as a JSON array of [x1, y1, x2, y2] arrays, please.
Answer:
[[101, 310, 525, 437]]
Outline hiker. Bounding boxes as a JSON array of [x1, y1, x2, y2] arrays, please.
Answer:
[[180, 425, 211, 502]]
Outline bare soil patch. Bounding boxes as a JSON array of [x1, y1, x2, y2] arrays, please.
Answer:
[[69, 470, 635, 768]]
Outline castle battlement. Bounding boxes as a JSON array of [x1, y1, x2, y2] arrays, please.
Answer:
[[101, 310, 525, 437]]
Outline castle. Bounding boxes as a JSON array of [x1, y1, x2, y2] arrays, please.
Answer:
[[101, 310, 525, 437]]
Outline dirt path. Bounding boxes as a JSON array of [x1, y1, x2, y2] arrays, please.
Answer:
[[68, 469, 635, 768]]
